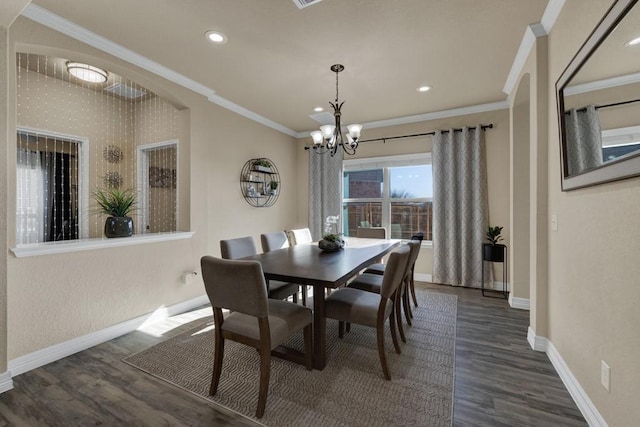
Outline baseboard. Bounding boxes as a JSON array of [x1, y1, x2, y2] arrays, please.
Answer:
[[414, 273, 432, 283], [0, 371, 13, 393], [509, 294, 530, 310], [7, 294, 210, 378], [526, 328, 608, 427]]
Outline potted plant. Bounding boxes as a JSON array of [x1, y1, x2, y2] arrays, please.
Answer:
[[269, 180, 278, 195], [318, 233, 345, 253], [92, 187, 137, 238], [483, 225, 505, 262], [252, 158, 272, 173]]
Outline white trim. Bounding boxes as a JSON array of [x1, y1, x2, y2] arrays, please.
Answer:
[[8, 294, 210, 377], [564, 72, 640, 96], [414, 273, 433, 283], [546, 341, 609, 427], [10, 231, 194, 257], [503, 0, 566, 96], [0, 372, 13, 394], [508, 294, 530, 310], [527, 327, 609, 427], [527, 326, 548, 352], [17, 126, 90, 239], [343, 152, 431, 169], [20, 4, 298, 138]]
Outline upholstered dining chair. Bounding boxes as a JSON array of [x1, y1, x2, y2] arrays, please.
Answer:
[[200, 256, 313, 418], [347, 240, 421, 343], [261, 231, 307, 305], [288, 228, 313, 245], [220, 236, 300, 303], [324, 244, 410, 380], [356, 226, 387, 239], [363, 232, 424, 308]]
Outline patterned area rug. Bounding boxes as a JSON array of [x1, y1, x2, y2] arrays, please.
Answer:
[[124, 291, 457, 427]]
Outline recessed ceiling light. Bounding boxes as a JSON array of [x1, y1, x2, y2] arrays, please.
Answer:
[[417, 86, 432, 93], [205, 30, 227, 44], [314, 107, 324, 112], [66, 62, 108, 83], [625, 36, 640, 46]]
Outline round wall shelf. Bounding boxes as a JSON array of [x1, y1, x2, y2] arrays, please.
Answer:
[[240, 158, 280, 208]]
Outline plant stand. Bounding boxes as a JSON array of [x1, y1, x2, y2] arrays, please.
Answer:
[[481, 243, 508, 299]]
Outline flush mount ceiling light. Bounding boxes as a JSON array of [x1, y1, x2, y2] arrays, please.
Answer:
[[417, 85, 432, 92], [205, 30, 227, 44], [309, 64, 363, 157], [314, 107, 324, 112], [66, 62, 108, 83], [625, 36, 640, 46]]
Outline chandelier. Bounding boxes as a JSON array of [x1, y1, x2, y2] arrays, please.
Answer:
[[310, 64, 363, 156]]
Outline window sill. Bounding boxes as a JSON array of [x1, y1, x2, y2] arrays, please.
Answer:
[[11, 231, 195, 258]]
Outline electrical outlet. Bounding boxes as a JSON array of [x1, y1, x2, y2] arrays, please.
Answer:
[[601, 361, 610, 392], [182, 272, 196, 285]]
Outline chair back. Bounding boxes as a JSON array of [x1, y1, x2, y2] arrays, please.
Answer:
[[201, 256, 268, 317], [411, 232, 424, 242], [403, 240, 422, 279], [288, 228, 313, 245], [261, 231, 290, 252], [356, 226, 387, 239], [220, 236, 258, 259], [379, 245, 410, 299]]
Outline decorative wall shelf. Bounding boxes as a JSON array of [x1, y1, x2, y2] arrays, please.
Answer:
[[240, 158, 280, 208]]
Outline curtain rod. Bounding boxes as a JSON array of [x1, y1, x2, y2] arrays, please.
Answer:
[[304, 123, 493, 150], [572, 99, 640, 113]]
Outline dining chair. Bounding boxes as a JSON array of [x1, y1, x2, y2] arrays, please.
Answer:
[[288, 228, 313, 245], [347, 240, 421, 343], [220, 236, 300, 303], [261, 231, 308, 305], [356, 226, 387, 239], [363, 232, 424, 308], [200, 256, 313, 419], [324, 244, 410, 380]]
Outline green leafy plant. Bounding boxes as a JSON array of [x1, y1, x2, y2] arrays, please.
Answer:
[[92, 187, 137, 218], [322, 233, 343, 242], [253, 159, 272, 168], [269, 181, 279, 190], [486, 225, 504, 245]]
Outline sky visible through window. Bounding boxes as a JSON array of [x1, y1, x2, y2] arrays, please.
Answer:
[[390, 165, 432, 198]]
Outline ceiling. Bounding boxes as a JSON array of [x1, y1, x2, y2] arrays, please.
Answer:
[[28, 0, 549, 135]]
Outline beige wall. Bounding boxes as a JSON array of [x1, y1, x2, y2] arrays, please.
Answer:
[[1, 27, 9, 374], [6, 18, 298, 359], [546, 1, 640, 425], [296, 109, 511, 281]]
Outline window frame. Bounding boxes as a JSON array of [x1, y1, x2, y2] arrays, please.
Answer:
[[343, 153, 432, 244]]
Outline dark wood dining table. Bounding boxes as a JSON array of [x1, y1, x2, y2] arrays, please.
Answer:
[[241, 237, 400, 370]]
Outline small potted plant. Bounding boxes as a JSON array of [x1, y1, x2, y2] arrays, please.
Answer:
[[269, 180, 278, 195], [92, 187, 137, 238], [252, 158, 272, 173], [483, 225, 505, 262], [318, 233, 345, 253]]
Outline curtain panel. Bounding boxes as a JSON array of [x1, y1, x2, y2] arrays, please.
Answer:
[[432, 127, 490, 287], [564, 105, 603, 176], [308, 150, 344, 241]]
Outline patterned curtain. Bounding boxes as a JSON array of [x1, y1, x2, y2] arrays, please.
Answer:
[[565, 105, 602, 176], [308, 149, 343, 241], [432, 127, 489, 287]]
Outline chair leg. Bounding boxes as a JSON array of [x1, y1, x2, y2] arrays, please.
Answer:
[[410, 270, 418, 307], [346, 322, 351, 333], [303, 324, 313, 370], [394, 290, 406, 343], [301, 285, 308, 306], [256, 343, 271, 419], [292, 292, 298, 304], [389, 306, 401, 355], [210, 332, 225, 396], [377, 317, 391, 381], [338, 321, 344, 338], [403, 282, 412, 326]]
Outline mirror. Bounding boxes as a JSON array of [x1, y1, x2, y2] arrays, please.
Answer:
[[557, 0, 640, 190]]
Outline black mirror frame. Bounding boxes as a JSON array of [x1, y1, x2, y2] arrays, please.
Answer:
[[556, 0, 640, 191]]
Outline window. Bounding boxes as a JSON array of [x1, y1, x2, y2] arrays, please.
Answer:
[[343, 154, 433, 240]]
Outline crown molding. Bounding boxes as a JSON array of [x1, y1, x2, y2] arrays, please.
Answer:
[[295, 100, 509, 139], [503, 0, 566, 96], [564, 71, 640, 96], [20, 4, 298, 137]]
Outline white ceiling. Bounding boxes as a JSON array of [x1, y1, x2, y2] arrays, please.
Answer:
[[28, 0, 550, 135]]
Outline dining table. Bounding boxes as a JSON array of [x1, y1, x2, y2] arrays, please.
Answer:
[[241, 236, 401, 370]]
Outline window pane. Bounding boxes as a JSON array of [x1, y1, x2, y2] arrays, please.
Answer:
[[390, 201, 432, 240], [343, 169, 383, 199], [342, 201, 382, 236], [390, 165, 432, 198]]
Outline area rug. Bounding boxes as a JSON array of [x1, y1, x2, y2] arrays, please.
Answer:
[[123, 291, 457, 427]]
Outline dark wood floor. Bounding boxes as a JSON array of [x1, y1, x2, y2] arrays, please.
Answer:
[[0, 284, 587, 426]]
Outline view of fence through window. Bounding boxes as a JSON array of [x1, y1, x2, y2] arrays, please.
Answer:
[[343, 163, 433, 240]]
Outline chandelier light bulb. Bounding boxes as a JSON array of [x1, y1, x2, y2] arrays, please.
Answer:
[[311, 131, 323, 145]]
